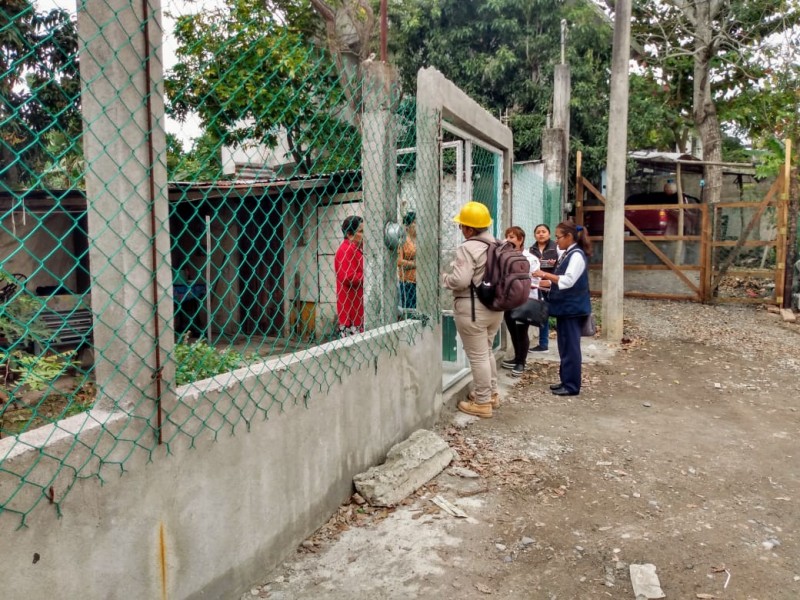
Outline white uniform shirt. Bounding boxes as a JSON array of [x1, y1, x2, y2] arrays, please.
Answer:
[[522, 249, 540, 299], [555, 243, 586, 290]]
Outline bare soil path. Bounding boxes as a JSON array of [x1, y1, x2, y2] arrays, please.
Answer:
[[242, 299, 800, 600]]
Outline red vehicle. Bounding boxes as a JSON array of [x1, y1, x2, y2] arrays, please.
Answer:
[[584, 191, 701, 236]]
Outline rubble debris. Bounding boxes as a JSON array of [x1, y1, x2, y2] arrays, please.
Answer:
[[354, 429, 455, 507], [629, 563, 665, 599]]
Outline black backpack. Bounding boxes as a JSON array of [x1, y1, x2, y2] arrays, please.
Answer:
[[470, 239, 532, 316]]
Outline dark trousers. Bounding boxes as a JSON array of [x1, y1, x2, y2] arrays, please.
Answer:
[[504, 312, 530, 365], [555, 315, 583, 394], [399, 282, 417, 309], [538, 318, 550, 348]]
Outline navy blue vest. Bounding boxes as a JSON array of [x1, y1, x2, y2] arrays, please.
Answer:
[[547, 248, 591, 317]]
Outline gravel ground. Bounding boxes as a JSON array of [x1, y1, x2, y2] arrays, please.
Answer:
[[241, 299, 800, 600]]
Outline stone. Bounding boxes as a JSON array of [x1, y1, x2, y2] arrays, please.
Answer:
[[495, 543, 507, 551], [629, 564, 665, 599], [780, 308, 797, 322], [521, 537, 535, 546], [450, 466, 480, 479], [353, 429, 455, 507]]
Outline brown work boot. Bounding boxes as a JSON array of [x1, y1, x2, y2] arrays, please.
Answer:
[[457, 399, 493, 418], [468, 390, 501, 409]]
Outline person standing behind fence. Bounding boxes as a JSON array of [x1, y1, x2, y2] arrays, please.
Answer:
[[397, 211, 417, 310], [334, 216, 364, 337], [442, 202, 504, 418], [533, 222, 592, 396], [529, 223, 559, 353], [501, 226, 540, 377]]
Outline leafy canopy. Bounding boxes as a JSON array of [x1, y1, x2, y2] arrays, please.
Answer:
[[389, 0, 614, 180], [0, 1, 81, 189], [164, 0, 360, 178]]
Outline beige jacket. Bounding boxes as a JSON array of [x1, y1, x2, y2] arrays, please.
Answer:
[[442, 230, 497, 299]]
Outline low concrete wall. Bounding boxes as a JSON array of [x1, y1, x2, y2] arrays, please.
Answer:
[[1, 321, 441, 599]]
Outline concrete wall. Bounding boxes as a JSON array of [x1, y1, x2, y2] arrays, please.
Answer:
[[0, 321, 441, 599]]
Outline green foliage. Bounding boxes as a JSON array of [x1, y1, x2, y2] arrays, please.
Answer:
[[631, 0, 800, 160], [173, 338, 248, 386], [0, 272, 76, 402], [389, 0, 613, 181], [164, 0, 360, 179], [4, 350, 76, 392], [0, 1, 81, 190], [0, 272, 50, 347], [627, 72, 690, 152], [167, 130, 225, 182]]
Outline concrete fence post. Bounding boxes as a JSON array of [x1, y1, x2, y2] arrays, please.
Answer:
[[362, 62, 400, 327], [78, 0, 174, 414]]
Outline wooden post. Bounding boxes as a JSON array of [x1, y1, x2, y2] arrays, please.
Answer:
[[776, 139, 792, 306], [673, 162, 685, 265], [700, 202, 711, 302]]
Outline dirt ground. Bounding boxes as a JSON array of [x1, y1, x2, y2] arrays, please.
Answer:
[[242, 299, 800, 600]]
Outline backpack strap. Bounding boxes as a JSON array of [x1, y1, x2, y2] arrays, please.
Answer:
[[464, 237, 493, 322], [470, 286, 476, 322]]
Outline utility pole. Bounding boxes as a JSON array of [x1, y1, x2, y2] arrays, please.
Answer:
[[601, 0, 632, 343]]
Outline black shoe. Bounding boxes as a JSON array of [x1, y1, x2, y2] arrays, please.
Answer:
[[549, 382, 563, 390], [501, 359, 516, 369], [529, 345, 549, 353], [511, 363, 525, 377], [552, 387, 579, 396]]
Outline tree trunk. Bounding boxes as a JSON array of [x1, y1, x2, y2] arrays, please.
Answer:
[[0, 144, 20, 189], [691, 0, 723, 204], [309, 0, 375, 120]]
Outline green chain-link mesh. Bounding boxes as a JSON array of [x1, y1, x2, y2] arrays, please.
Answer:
[[0, 1, 449, 526]]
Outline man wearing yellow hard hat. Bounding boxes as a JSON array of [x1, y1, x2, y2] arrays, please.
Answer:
[[442, 201, 503, 418]]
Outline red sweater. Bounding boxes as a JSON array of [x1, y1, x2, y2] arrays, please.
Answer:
[[334, 239, 364, 327]]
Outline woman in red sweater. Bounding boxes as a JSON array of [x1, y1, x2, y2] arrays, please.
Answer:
[[334, 216, 364, 337]]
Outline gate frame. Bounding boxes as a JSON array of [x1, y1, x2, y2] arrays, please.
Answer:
[[575, 150, 791, 304], [576, 151, 707, 302]]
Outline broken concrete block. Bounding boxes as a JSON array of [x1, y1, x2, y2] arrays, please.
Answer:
[[629, 563, 665, 599], [353, 429, 455, 507], [780, 308, 797, 323]]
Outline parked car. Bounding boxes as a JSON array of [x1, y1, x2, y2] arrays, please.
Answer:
[[584, 191, 701, 236]]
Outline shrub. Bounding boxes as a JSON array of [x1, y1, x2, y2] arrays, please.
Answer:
[[173, 338, 246, 385]]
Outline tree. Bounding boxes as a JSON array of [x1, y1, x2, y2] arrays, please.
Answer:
[[309, 0, 376, 117], [631, 0, 800, 202], [388, 0, 614, 180], [0, 1, 80, 190], [164, 0, 359, 178]]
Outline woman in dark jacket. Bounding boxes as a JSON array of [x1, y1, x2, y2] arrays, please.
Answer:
[[533, 222, 592, 396], [529, 224, 559, 352]]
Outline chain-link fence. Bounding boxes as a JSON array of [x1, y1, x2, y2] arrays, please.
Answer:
[[1, 1, 437, 525]]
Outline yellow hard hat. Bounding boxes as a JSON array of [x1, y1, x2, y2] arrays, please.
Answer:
[[453, 201, 492, 229]]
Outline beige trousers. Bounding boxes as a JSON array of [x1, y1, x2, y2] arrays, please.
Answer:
[[454, 296, 504, 404]]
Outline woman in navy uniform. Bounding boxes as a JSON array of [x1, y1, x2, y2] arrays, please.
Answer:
[[533, 222, 592, 396]]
